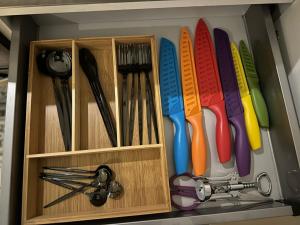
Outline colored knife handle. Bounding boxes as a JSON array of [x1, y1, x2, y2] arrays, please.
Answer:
[[209, 100, 231, 163], [248, 78, 269, 128], [241, 94, 261, 150], [187, 112, 206, 176], [230, 113, 251, 177], [169, 111, 189, 175]]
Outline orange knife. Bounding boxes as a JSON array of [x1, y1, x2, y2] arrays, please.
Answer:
[[180, 27, 207, 176]]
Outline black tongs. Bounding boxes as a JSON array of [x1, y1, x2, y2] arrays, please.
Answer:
[[37, 50, 72, 151], [79, 48, 117, 147]]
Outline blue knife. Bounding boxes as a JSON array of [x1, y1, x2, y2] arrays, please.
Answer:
[[159, 38, 189, 175]]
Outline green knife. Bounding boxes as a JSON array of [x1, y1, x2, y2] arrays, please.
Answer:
[[239, 40, 269, 128]]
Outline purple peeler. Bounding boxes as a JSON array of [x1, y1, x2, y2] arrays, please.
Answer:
[[214, 28, 251, 177]]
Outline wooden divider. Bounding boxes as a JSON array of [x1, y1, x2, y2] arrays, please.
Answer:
[[22, 36, 171, 225]]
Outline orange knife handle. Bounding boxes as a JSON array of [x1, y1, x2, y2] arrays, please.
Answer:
[[210, 100, 232, 163], [187, 112, 207, 176]]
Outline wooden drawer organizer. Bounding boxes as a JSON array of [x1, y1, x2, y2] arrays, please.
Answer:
[[22, 36, 171, 225]]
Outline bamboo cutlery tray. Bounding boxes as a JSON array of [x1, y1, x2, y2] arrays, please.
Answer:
[[22, 36, 171, 224]]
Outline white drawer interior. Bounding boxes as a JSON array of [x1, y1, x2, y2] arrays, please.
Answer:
[[30, 5, 283, 210]]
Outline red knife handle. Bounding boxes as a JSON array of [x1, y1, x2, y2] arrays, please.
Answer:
[[210, 100, 231, 163]]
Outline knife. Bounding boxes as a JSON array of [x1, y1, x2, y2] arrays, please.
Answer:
[[214, 28, 250, 177], [231, 42, 261, 150], [239, 40, 269, 128], [159, 38, 189, 175], [194, 19, 231, 163], [180, 27, 207, 176]]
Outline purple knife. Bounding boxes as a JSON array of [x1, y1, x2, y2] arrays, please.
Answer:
[[214, 28, 250, 177]]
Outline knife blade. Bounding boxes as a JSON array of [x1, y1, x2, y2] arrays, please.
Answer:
[[231, 42, 261, 151], [180, 27, 207, 176], [159, 37, 189, 175], [194, 18, 231, 163], [214, 28, 250, 177], [239, 40, 269, 128]]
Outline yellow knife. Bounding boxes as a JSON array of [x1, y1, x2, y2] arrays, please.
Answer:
[[231, 42, 261, 150]]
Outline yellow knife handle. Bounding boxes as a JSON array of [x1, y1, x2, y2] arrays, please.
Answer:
[[242, 94, 261, 150], [187, 112, 207, 176]]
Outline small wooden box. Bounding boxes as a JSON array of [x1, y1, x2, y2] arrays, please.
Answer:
[[22, 36, 171, 225]]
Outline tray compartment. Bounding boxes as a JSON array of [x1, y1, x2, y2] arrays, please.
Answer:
[[23, 36, 170, 225], [114, 36, 163, 146], [26, 40, 73, 154], [24, 147, 169, 224], [73, 38, 119, 150]]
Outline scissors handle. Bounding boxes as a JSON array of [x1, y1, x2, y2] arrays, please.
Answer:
[[170, 173, 201, 211]]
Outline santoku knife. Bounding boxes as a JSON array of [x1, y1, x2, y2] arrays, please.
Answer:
[[180, 27, 207, 176], [194, 19, 231, 163], [231, 42, 261, 150], [159, 37, 189, 175], [214, 28, 250, 177], [239, 40, 269, 128]]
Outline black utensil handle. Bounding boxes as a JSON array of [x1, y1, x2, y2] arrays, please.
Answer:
[[79, 48, 117, 147], [89, 79, 117, 147], [42, 177, 107, 208], [122, 74, 128, 146], [62, 79, 72, 124], [138, 73, 143, 145], [45, 177, 90, 186], [145, 72, 159, 143], [41, 173, 95, 180], [145, 81, 152, 144], [128, 74, 136, 146], [43, 166, 94, 174], [42, 177, 78, 191], [92, 80, 117, 146], [44, 183, 89, 208], [52, 78, 70, 151], [60, 79, 72, 150]]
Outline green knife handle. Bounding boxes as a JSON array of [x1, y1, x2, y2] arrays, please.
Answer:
[[248, 78, 269, 128]]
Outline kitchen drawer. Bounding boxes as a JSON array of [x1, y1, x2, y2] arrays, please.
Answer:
[[1, 2, 300, 225], [22, 36, 170, 224]]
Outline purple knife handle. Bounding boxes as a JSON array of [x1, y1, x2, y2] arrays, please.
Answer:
[[230, 113, 251, 177]]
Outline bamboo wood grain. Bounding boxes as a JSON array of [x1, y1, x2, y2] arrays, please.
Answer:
[[26, 40, 73, 154], [150, 37, 171, 210], [72, 40, 80, 151], [75, 39, 116, 150], [111, 38, 121, 147], [26, 144, 162, 159], [24, 148, 168, 224], [22, 36, 171, 224], [25, 205, 169, 225], [22, 42, 36, 225]]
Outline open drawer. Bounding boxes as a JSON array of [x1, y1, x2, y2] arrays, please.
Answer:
[[1, 2, 300, 225]]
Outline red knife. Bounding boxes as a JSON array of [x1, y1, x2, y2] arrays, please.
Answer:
[[194, 19, 231, 163]]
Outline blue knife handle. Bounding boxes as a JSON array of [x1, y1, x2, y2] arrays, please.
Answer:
[[230, 113, 251, 177], [169, 110, 189, 175]]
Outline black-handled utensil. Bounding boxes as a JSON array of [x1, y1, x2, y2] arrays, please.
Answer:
[[40, 165, 122, 208], [79, 48, 117, 147], [117, 44, 130, 146], [37, 50, 72, 151], [137, 44, 143, 145], [140, 44, 159, 144], [42, 177, 109, 207]]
